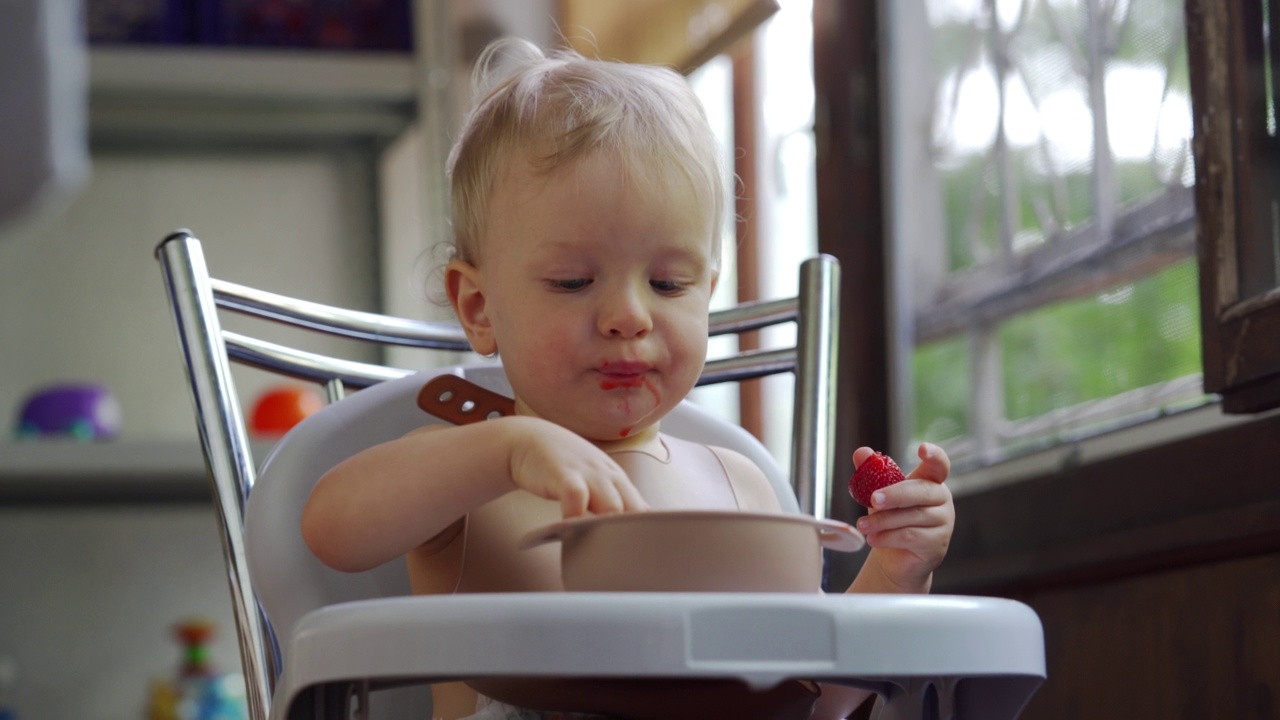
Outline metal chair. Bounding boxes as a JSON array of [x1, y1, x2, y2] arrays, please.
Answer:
[[155, 228, 1044, 720]]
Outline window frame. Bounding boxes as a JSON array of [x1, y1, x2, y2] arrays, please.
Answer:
[[1188, 0, 1280, 414]]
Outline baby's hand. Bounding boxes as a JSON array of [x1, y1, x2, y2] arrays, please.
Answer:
[[506, 417, 649, 518], [853, 442, 954, 593]]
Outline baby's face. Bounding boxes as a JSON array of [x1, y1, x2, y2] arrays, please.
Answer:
[[476, 152, 717, 443]]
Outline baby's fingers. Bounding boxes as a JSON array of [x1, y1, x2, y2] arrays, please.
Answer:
[[852, 446, 876, 468], [557, 479, 593, 518], [862, 523, 952, 560], [906, 442, 950, 484], [868, 477, 952, 512], [610, 475, 649, 512], [584, 473, 648, 515], [857, 503, 950, 536], [564, 464, 649, 516]]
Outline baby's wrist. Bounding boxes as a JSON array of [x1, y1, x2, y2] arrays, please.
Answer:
[[865, 551, 934, 594]]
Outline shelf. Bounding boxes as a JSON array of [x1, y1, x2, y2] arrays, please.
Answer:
[[0, 440, 272, 505], [88, 47, 418, 147]]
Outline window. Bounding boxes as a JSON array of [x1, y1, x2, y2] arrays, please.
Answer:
[[890, 0, 1210, 472], [693, 0, 1273, 515], [813, 0, 1280, 596]]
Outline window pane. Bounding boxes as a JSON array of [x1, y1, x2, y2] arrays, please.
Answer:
[[912, 336, 970, 443], [688, 54, 741, 424], [899, 0, 1207, 467]]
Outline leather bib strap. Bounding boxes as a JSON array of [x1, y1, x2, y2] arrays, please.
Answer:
[[418, 374, 516, 425]]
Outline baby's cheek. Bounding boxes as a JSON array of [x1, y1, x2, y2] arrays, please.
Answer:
[[505, 331, 565, 383], [538, 327, 581, 368]]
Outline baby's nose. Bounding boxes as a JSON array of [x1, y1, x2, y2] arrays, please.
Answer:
[[599, 289, 652, 338]]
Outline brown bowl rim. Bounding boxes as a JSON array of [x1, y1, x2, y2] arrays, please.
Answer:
[[517, 509, 864, 553]]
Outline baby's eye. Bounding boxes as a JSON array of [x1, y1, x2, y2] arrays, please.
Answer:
[[650, 279, 686, 295], [550, 278, 591, 292]]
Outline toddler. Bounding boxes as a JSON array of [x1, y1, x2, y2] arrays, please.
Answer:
[[301, 38, 955, 720]]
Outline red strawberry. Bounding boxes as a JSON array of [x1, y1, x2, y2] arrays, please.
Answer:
[[849, 452, 906, 507]]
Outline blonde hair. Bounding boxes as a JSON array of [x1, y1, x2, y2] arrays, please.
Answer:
[[447, 39, 725, 267]]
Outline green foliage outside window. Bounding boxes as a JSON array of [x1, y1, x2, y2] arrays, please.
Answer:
[[912, 258, 1202, 444], [1001, 258, 1202, 420]]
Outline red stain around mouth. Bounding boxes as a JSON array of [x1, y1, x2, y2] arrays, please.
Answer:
[[597, 364, 661, 438]]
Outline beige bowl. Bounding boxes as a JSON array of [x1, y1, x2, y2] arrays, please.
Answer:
[[518, 510, 864, 593]]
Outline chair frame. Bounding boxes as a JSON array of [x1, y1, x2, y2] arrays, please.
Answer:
[[155, 229, 842, 719]]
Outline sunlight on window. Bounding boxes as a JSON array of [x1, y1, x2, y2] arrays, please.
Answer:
[[687, 0, 818, 469], [757, 0, 818, 469], [899, 0, 1207, 470], [688, 54, 741, 424]]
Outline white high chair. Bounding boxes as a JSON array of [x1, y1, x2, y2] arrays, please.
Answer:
[[156, 229, 1044, 720]]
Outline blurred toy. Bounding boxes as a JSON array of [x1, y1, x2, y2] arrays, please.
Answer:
[[14, 383, 121, 440], [147, 620, 247, 720], [249, 385, 323, 438]]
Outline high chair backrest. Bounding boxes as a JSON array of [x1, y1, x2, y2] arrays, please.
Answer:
[[155, 230, 839, 720]]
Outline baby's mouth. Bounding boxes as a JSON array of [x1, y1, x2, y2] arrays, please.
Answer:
[[599, 374, 645, 390], [596, 361, 651, 390]]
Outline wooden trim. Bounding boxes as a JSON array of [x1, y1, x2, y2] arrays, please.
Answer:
[[1222, 372, 1280, 413], [813, 0, 888, 587], [935, 412, 1280, 595], [1235, 0, 1280, 301], [731, 42, 764, 440], [560, 0, 779, 74], [915, 186, 1197, 343], [1189, 0, 1280, 406]]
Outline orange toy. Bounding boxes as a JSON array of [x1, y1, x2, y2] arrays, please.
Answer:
[[249, 385, 324, 438]]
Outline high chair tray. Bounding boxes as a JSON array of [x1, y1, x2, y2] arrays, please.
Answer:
[[274, 592, 1045, 720]]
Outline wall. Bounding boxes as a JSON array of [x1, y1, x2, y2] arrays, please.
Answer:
[[0, 150, 379, 440], [1014, 552, 1280, 719], [935, 412, 1280, 719], [0, 508, 241, 719], [0, 149, 380, 719]]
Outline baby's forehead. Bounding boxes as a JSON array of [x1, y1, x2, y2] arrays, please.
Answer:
[[494, 146, 700, 202], [476, 146, 720, 264]]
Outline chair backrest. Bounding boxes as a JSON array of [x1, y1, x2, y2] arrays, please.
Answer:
[[155, 229, 840, 720]]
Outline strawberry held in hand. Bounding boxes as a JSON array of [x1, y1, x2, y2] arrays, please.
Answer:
[[849, 451, 906, 507]]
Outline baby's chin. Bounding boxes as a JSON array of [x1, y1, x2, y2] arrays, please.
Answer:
[[551, 415, 660, 443], [516, 405, 655, 443], [518, 395, 665, 438]]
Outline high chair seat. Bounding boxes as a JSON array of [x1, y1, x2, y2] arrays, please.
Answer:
[[279, 592, 1044, 719], [155, 230, 1045, 720]]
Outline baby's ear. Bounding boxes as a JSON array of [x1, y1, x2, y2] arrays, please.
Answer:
[[445, 259, 497, 355]]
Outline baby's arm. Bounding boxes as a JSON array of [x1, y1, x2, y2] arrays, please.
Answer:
[[815, 443, 954, 719], [301, 415, 647, 573]]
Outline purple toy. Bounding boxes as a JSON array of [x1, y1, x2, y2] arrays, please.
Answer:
[[15, 383, 122, 441]]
